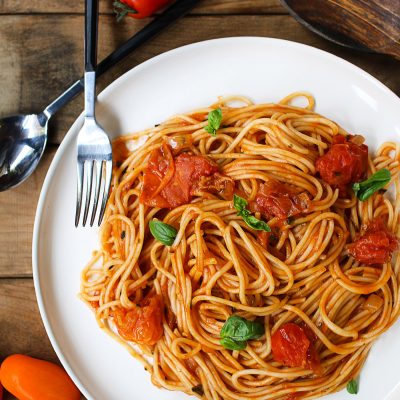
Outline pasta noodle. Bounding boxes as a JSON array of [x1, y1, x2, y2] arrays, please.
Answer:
[[80, 93, 400, 399]]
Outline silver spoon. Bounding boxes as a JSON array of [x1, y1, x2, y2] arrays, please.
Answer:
[[0, 0, 199, 192]]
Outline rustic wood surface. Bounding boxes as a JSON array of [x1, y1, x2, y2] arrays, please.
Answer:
[[0, 0, 399, 398], [283, 0, 400, 58]]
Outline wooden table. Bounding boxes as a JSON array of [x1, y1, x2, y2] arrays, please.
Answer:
[[0, 0, 399, 398]]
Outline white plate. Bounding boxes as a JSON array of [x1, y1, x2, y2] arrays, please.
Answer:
[[33, 37, 400, 400]]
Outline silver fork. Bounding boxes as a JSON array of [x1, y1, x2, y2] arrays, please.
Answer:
[[75, 0, 112, 227]]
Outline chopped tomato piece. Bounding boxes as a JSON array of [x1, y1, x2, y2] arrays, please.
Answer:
[[165, 134, 193, 155], [256, 231, 271, 248], [251, 180, 310, 220], [89, 300, 99, 309], [113, 295, 163, 345], [315, 135, 368, 194], [184, 357, 198, 375], [271, 322, 321, 373], [140, 144, 218, 208], [112, 139, 130, 165], [348, 219, 399, 264], [192, 172, 235, 200]]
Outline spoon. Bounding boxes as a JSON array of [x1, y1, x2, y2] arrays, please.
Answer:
[[281, 0, 400, 59], [0, 0, 199, 192]]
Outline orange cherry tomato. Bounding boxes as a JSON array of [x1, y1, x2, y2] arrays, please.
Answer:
[[0, 354, 80, 400], [113, 294, 164, 345]]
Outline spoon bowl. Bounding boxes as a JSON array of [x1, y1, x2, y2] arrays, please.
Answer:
[[0, 113, 48, 191]]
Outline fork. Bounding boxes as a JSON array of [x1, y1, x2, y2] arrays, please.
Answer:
[[75, 0, 112, 227]]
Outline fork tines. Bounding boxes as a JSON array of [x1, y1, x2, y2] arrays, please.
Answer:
[[75, 123, 112, 227]]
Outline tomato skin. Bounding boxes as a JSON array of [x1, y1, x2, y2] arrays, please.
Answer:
[[119, 0, 172, 19], [348, 219, 399, 264], [315, 135, 368, 194], [0, 355, 80, 400], [271, 322, 320, 373], [113, 294, 163, 345], [192, 172, 235, 200], [252, 181, 309, 220], [140, 145, 218, 208], [112, 138, 130, 165]]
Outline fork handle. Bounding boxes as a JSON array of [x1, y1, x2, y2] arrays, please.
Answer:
[[43, 0, 199, 119], [85, 0, 99, 72], [84, 0, 99, 118]]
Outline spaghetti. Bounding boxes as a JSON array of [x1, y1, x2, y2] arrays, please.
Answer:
[[80, 93, 400, 399]]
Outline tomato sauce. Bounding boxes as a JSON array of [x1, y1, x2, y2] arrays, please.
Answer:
[[140, 144, 218, 208], [252, 180, 310, 220], [113, 294, 163, 345], [271, 322, 321, 373], [348, 219, 399, 264], [315, 135, 368, 195]]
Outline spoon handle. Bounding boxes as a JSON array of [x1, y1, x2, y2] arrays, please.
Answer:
[[43, 0, 199, 119]]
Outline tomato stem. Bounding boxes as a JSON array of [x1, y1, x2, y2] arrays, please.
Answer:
[[113, 1, 138, 22]]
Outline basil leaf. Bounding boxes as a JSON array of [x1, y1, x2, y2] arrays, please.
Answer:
[[233, 194, 271, 232], [233, 194, 248, 212], [346, 379, 358, 394], [149, 220, 177, 246], [242, 214, 271, 232], [220, 337, 247, 351], [192, 384, 204, 396], [204, 108, 222, 136], [221, 315, 264, 342], [352, 169, 391, 201]]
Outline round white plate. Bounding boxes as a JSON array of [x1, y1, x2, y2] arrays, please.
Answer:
[[33, 37, 400, 400]]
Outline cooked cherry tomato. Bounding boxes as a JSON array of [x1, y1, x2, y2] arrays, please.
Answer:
[[0, 354, 80, 400], [192, 172, 235, 200], [348, 219, 399, 264], [113, 294, 163, 345], [140, 144, 218, 208], [315, 134, 368, 195], [252, 180, 310, 220], [113, 0, 173, 21], [271, 322, 320, 373]]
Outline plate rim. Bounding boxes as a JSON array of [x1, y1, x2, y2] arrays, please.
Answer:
[[32, 36, 400, 400]]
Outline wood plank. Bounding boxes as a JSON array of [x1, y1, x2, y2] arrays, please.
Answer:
[[0, 0, 285, 15], [1, 14, 399, 146], [0, 278, 68, 400], [0, 148, 56, 278], [0, 278, 59, 362]]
